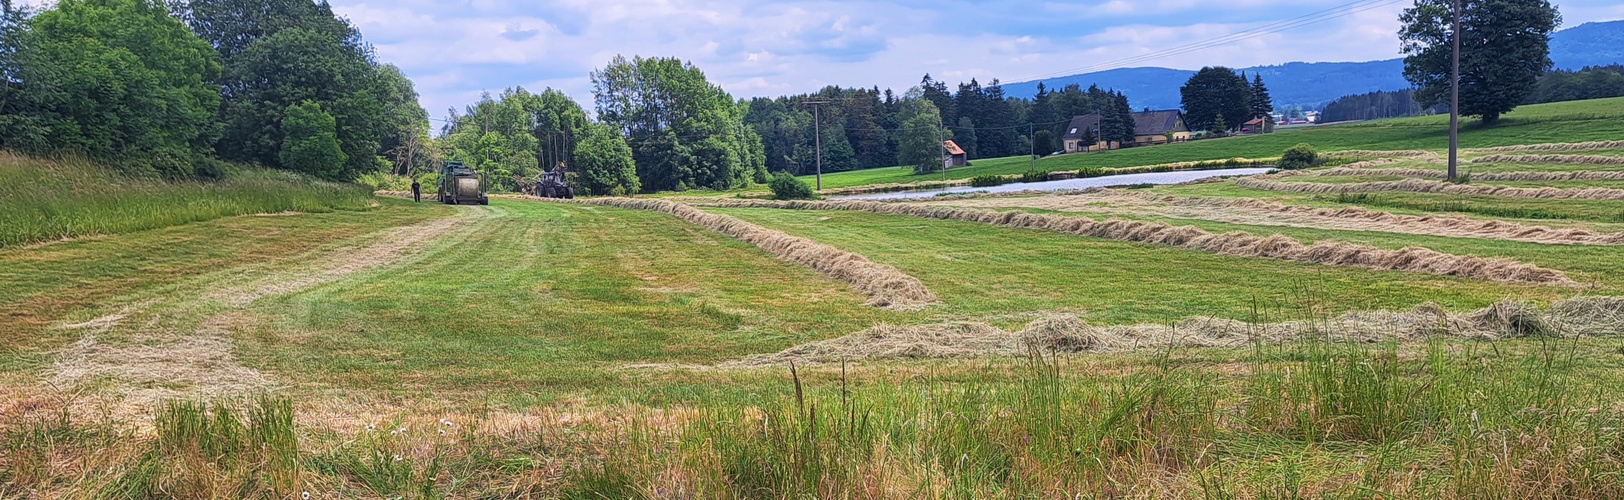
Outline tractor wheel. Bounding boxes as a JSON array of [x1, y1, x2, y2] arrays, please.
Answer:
[[480, 197, 489, 205], [565, 186, 575, 199], [543, 186, 556, 198]]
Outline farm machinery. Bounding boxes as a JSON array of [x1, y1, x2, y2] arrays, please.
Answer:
[[437, 160, 488, 205], [515, 167, 576, 199]]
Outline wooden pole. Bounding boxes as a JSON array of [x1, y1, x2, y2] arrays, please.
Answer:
[[1448, 0, 1461, 180]]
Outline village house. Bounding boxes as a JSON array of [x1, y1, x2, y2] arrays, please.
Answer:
[[1060, 110, 1190, 153], [943, 140, 968, 167]]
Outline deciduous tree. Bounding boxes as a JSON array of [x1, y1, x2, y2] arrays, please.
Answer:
[[573, 123, 639, 196], [279, 100, 344, 179], [1180, 67, 1251, 132], [1399, 0, 1560, 123]]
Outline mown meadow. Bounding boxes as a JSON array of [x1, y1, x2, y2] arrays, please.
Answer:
[[10, 97, 1624, 497]]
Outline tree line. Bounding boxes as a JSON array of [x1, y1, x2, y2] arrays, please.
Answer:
[[0, 0, 428, 181]]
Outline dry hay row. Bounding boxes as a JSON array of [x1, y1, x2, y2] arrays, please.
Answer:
[[1322, 150, 1439, 158], [1469, 140, 1624, 153], [687, 198, 1572, 285], [1236, 176, 1624, 201], [1139, 193, 1624, 245], [1473, 154, 1624, 166], [1310, 168, 1624, 182], [723, 297, 1624, 366], [510, 195, 937, 310], [1317, 167, 1447, 178]]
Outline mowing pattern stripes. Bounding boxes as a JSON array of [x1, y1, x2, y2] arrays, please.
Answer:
[[504, 195, 937, 311], [685, 198, 1573, 285]]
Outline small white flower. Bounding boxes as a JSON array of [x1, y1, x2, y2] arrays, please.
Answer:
[[302, 492, 311, 500], [365, 424, 376, 431], [398, 427, 407, 433], [390, 429, 398, 436], [393, 455, 402, 462], [438, 429, 446, 435], [442, 419, 453, 427]]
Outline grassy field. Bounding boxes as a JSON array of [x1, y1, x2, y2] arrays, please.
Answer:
[[12, 100, 1624, 497], [794, 97, 1624, 190], [0, 153, 378, 248]]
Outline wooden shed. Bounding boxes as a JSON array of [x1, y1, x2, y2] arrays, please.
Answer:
[[943, 140, 968, 168]]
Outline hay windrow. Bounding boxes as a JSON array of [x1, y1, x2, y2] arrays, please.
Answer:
[[683, 198, 1574, 285], [1310, 168, 1624, 182], [935, 192, 1624, 246], [514, 195, 937, 310], [1472, 154, 1624, 166], [1469, 140, 1624, 153], [1322, 149, 1439, 158], [1236, 176, 1624, 200], [725, 297, 1624, 366]]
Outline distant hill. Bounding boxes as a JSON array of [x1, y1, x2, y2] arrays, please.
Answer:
[[1000, 19, 1624, 111]]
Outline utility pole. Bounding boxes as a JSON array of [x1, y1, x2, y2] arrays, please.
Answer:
[[1029, 123, 1036, 172], [1448, 0, 1461, 181], [938, 114, 947, 183], [804, 99, 830, 190]]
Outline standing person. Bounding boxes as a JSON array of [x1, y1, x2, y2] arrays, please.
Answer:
[[411, 178, 421, 203]]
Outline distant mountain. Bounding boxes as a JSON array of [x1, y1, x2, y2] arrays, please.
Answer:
[[1000, 19, 1624, 111], [1550, 20, 1624, 69]]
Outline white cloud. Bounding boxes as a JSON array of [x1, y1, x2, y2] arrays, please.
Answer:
[[315, 0, 1619, 118]]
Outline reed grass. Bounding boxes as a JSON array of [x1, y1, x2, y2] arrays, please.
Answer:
[[0, 152, 376, 248]]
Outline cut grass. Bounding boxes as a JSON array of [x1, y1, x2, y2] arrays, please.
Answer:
[[704, 206, 1572, 324], [0, 153, 378, 248]]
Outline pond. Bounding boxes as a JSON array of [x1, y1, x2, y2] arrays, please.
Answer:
[[832, 168, 1274, 200]]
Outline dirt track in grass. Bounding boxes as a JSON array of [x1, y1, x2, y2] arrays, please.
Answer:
[[48, 207, 490, 401]]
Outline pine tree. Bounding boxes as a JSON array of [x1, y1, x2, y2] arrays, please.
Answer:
[[1250, 74, 1273, 120]]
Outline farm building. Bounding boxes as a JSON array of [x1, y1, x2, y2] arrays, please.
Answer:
[[1060, 115, 1111, 153], [1241, 117, 1271, 134], [1131, 109, 1190, 145], [1060, 110, 1190, 153], [943, 140, 968, 167]]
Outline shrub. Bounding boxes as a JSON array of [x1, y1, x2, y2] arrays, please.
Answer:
[[968, 175, 1008, 187], [1075, 166, 1106, 178], [768, 171, 814, 200], [1018, 170, 1048, 183], [1278, 143, 1318, 170]]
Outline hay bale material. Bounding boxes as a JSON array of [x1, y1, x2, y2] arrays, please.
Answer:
[[511, 195, 938, 310], [726, 297, 1624, 366], [1472, 154, 1624, 166], [684, 198, 1574, 285], [1236, 176, 1624, 201], [1469, 141, 1624, 153]]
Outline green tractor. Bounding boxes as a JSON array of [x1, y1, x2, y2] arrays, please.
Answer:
[[437, 160, 488, 205]]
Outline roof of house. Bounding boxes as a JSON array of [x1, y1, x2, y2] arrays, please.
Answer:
[[1243, 117, 1266, 126], [1060, 114, 1102, 140], [943, 140, 965, 156], [1131, 110, 1186, 136]]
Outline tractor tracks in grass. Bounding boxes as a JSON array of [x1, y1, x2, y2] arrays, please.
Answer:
[[48, 206, 497, 402]]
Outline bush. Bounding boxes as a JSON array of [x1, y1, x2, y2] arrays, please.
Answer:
[[1018, 170, 1048, 183], [768, 171, 814, 200], [968, 175, 1008, 187], [1278, 143, 1318, 170], [1075, 166, 1106, 178]]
